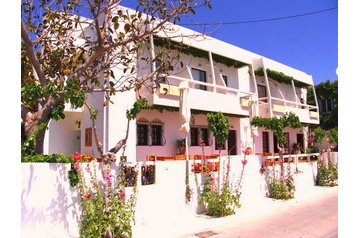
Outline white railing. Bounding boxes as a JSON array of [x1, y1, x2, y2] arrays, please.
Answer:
[[162, 74, 254, 97]]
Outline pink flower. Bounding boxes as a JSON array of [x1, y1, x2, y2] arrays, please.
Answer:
[[73, 152, 81, 162], [85, 165, 90, 173], [118, 193, 126, 199], [82, 210, 87, 216], [199, 139, 205, 146], [73, 161, 81, 172], [227, 163, 231, 172], [85, 193, 92, 199], [104, 174, 113, 185], [209, 177, 214, 182], [241, 159, 248, 166]]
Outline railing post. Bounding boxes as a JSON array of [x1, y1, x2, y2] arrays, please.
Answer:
[[208, 51, 217, 93]]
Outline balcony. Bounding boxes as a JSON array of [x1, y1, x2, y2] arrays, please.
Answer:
[[146, 74, 254, 116], [258, 96, 319, 124]]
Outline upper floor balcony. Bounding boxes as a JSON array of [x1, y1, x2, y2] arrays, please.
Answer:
[[253, 57, 320, 125]]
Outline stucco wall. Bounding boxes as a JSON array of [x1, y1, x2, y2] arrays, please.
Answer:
[[43, 111, 81, 156], [22, 153, 335, 238]]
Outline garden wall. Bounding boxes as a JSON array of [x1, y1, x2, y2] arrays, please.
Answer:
[[21, 152, 338, 238]]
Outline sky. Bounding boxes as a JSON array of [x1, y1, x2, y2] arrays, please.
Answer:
[[123, 0, 338, 85]]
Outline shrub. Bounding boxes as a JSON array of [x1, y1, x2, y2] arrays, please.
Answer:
[[22, 153, 73, 163], [267, 174, 295, 200], [316, 158, 338, 187]]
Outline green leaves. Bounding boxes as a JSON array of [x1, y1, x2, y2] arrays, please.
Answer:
[[207, 112, 230, 146], [255, 67, 309, 88], [251, 112, 302, 145], [126, 98, 149, 120]]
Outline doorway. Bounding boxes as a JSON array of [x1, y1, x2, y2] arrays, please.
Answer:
[[297, 133, 304, 150], [227, 130, 237, 155]]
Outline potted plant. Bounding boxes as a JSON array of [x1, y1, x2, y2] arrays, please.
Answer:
[[176, 139, 186, 155], [244, 147, 253, 155]]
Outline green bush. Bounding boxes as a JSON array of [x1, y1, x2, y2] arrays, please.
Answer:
[[267, 175, 295, 200], [316, 159, 338, 187], [22, 153, 73, 163], [200, 177, 240, 217]]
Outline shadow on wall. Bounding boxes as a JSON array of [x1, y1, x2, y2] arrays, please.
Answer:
[[22, 163, 81, 238]]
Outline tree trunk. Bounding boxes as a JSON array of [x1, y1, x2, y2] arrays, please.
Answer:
[[22, 100, 56, 154]]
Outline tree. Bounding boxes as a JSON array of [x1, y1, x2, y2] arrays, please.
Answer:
[[21, 0, 212, 155], [207, 112, 230, 190], [307, 80, 338, 130]]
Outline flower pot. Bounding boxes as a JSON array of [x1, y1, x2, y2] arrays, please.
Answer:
[[244, 148, 252, 155], [179, 146, 186, 155]]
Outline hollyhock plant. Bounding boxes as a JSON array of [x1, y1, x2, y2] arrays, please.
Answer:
[[118, 192, 126, 200], [71, 154, 138, 238], [73, 152, 81, 162]]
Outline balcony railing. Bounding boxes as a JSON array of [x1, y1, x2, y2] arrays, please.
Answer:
[[258, 96, 319, 123]]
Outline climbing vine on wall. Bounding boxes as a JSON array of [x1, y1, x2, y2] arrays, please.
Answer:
[[251, 112, 301, 145], [154, 37, 247, 69], [254, 67, 309, 88]]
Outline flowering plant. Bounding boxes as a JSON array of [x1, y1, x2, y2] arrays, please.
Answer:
[[200, 156, 248, 217], [72, 153, 137, 238], [266, 166, 295, 200], [316, 155, 338, 187]]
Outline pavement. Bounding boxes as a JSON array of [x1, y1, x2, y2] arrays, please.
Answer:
[[179, 186, 338, 238]]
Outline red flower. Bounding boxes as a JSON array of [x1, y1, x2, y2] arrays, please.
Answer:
[[118, 193, 126, 199], [73, 152, 81, 162], [307, 139, 313, 147], [85, 193, 92, 199], [241, 159, 248, 166], [209, 176, 214, 182], [199, 139, 205, 146]]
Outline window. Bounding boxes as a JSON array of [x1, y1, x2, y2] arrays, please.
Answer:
[[151, 125, 163, 146], [262, 131, 269, 153], [137, 124, 148, 145], [191, 68, 207, 91], [201, 127, 209, 146], [137, 123, 164, 146], [190, 126, 210, 146], [222, 75, 228, 87], [190, 127, 199, 146], [257, 84, 267, 102]]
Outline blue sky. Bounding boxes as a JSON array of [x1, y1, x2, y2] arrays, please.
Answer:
[[123, 0, 338, 85]]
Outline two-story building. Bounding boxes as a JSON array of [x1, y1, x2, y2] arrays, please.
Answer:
[[43, 7, 320, 161]]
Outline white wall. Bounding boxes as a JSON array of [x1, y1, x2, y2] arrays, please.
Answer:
[[44, 112, 81, 156], [22, 153, 334, 238], [81, 92, 105, 157]]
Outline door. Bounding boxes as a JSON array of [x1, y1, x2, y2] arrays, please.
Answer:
[[191, 68, 207, 91], [257, 84, 267, 102], [297, 133, 304, 150], [262, 131, 270, 153], [227, 130, 237, 155]]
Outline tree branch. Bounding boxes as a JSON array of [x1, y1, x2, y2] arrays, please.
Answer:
[[21, 21, 47, 85], [84, 102, 104, 156]]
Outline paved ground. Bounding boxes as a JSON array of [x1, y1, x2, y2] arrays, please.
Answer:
[[189, 190, 338, 238]]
